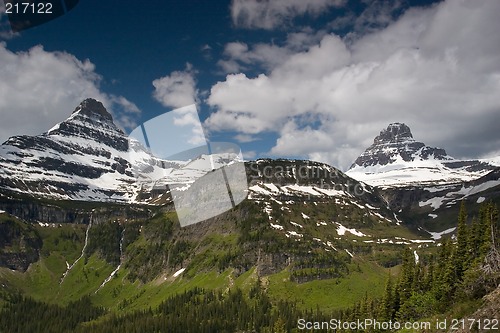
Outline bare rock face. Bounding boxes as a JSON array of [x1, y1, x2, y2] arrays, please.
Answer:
[[0, 215, 42, 271], [350, 122, 450, 169], [71, 98, 114, 122], [373, 122, 413, 145]]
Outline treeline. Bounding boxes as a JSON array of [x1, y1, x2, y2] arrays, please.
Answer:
[[291, 252, 350, 282], [80, 282, 340, 333], [0, 282, 336, 333], [0, 294, 105, 333], [344, 201, 500, 324]]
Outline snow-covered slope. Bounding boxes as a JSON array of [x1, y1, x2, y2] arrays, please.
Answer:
[[347, 123, 496, 187], [417, 168, 500, 212], [0, 99, 239, 203], [348, 157, 490, 187], [245, 159, 398, 224], [0, 99, 141, 201]]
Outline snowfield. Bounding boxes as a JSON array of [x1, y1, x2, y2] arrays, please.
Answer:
[[347, 155, 489, 187]]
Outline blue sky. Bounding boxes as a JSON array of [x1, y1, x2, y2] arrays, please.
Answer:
[[1, 0, 500, 170]]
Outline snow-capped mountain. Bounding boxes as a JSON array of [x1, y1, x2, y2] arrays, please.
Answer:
[[0, 99, 240, 203], [347, 123, 497, 187], [351, 123, 451, 167], [0, 99, 141, 201]]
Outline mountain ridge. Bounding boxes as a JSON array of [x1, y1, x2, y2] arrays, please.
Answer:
[[0, 104, 498, 332], [347, 122, 498, 187]]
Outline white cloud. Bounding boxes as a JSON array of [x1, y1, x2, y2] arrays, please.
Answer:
[[234, 134, 259, 143], [207, 0, 500, 170], [355, 0, 405, 33], [172, 106, 206, 146], [217, 29, 326, 73], [231, 0, 346, 29], [270, 120, 335, 156], [151, 66, 205, 147], [242, 150, 257, 160], [0, 43, 140, 143], [108, 95, 142, 130], [152, 63, 198, 109], [218, 41, 291, 73], [329, 0, 408, 39]]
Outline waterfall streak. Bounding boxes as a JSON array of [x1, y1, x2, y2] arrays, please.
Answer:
[[95, 228, 125, 293], [60, 213, 93, 284]]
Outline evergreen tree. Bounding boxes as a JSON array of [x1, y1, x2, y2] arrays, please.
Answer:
[[398, 248, 415, 303], [380, 275, 395, 320], [423, 255, 435, 292], [432, 238, 456, 307], [467, 217, 481, 263], [455, 201, 469, 277], [479, 203, 498, 257]]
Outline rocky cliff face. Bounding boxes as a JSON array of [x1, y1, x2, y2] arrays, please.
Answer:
[[350, 123, 450, 169], [0, 193, 153, 225], [0, 213, 42, 271]]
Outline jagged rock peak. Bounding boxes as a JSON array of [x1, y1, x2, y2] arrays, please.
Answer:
[[374, 123, 414, 144], [72, 98, 113, 122], [46, 98, 128, 151], [349, 122, 450, 169]]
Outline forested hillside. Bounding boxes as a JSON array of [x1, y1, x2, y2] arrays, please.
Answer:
[[0, 201, 498, 332]]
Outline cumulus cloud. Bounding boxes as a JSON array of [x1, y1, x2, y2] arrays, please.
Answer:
[[207, 0, 500, 170], [0, 43, 141, 143], [172, 106, 206, 146], [152, 63, 198, 109], [231, 0, 346, 29], [217, 29, 326, 73], [151, 65, 205, 147], [356, 0, 406, 34]]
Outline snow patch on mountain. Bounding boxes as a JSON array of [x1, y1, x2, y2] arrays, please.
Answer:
[[270, 223, 284, 230], [173, 268, 186, 278], [335, 223, 367, 237], [419, 177, 500, 211], [290, 221, 303, 228], [0, 99, 242, 204], [347, 123, 496, 187], [426, 227, 456, 240]]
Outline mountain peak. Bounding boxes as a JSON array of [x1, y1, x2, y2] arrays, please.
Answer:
[[72, 98, 113, 122], [349, 123, 450, 170], [374, 123, 413, 145], [46, 99, 127, 151]]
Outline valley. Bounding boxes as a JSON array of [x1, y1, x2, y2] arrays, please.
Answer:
[[0, 102, 499, 332]]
